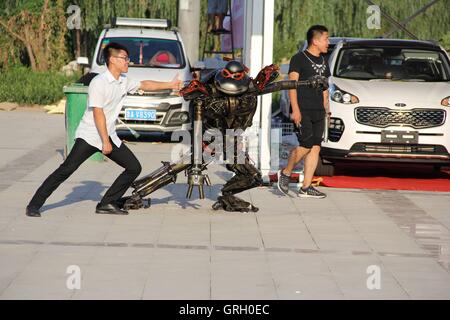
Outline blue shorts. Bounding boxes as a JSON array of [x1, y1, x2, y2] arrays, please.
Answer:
[[208, 0, 228, 14]]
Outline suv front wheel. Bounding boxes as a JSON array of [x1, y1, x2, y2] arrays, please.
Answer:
[[315, 157, 335, 176]]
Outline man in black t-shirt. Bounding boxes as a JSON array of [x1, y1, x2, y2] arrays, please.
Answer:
[[277, 25, 331, 198]]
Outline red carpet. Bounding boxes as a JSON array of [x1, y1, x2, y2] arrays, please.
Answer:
[[320, 163, 450, 192]]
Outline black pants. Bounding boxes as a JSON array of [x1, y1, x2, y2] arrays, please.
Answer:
[[28, 138, 142, 209]]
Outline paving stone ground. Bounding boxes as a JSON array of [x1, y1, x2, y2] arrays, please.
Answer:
[[1, 110, 449, 299]]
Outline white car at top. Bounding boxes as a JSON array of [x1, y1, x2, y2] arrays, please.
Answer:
[[281, 38, 450, 176], [82, 18, 196, 135]]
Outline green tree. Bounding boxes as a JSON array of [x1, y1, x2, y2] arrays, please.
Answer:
[[273, 0, 450, 64], [1, 0, 449, 70], [0, 0, 68, 71], [440, 30, 450, 52]]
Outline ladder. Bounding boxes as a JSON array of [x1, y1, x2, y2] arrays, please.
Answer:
[[202, 0, 235, 60]]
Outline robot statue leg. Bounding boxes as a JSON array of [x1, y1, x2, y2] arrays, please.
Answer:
[[186, 164, 212, 199], [117, 160, 192, 210], [212, 162, 263, 213]]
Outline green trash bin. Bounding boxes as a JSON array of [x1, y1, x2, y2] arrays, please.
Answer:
[[63, 84, 104, 162]]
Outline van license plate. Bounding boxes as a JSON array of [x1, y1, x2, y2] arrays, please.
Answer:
[[381, 130, 418, 144], [125, 109, 156, 121]]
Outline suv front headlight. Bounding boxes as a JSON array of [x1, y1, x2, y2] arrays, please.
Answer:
[[441, 96, 449, 106], [330, 84, 359, 104]]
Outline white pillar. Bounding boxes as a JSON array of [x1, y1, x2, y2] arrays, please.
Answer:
[[178, 0, 200, 64], [243, 0, 274, 182]]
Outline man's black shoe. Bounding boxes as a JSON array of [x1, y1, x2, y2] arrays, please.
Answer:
[[26, 205, 41, 217], [95, 202, 128, 215]]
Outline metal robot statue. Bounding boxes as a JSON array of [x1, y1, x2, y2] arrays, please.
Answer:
[[117, 61, 328, 212]]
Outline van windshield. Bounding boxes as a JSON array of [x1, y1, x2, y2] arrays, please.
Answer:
[[97, 37, 186, 69], [334, 47, 450, 82]]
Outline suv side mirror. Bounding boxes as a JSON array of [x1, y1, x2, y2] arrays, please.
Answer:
[[190, 61, 205, 72], [77, 57, 89, 66]]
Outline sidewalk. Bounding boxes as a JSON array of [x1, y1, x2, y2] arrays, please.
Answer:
[[1, 109, 450, 299]]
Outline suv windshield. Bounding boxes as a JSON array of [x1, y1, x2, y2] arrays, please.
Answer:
[[97, 37, 186, 69], [334, 47, 450, 82]]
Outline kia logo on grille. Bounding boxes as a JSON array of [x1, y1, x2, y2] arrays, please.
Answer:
[[395, 103, 407, 107]]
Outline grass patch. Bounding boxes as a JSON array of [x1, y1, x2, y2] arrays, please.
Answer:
[[0, 66, 80, 105]]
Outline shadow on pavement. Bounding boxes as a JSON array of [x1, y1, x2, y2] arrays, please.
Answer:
[[41, 180, 107, 212]]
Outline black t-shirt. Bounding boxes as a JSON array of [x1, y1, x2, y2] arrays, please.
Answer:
[[288, 50, 331, 115]]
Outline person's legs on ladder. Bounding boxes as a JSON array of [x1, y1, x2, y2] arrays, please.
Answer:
[[216, 0, 229, 31], [207, 0, 218, 31]]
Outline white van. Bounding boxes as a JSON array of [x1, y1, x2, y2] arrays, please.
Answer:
[[79, 18, 194, 134]]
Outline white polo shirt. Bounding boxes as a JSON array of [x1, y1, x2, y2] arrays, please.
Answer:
[[75, 69, 140, 150]]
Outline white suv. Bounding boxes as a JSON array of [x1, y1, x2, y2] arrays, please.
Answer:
[[81, 18, 193, 134], [319, 39, 450, 175]]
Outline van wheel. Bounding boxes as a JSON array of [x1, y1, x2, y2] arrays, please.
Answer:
[[315, 158, 335, 176]]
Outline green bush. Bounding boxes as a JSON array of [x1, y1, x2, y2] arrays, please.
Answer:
[[440, 31, 450, 52], [0, 66, 80, 105]]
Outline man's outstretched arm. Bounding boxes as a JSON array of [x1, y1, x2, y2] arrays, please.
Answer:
[[139, 74, 182, 91]]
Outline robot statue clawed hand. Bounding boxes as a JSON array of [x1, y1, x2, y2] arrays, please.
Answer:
[[118, 61, 328, 212]]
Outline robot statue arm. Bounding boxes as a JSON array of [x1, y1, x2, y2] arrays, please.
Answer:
[[253, 64, 280, 91], [180, 79, 209, 101], [256, 75, 329, 95], [251, 64, 328, 95]]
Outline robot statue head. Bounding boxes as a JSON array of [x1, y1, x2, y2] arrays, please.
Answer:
[[214, 60, 251, 95]]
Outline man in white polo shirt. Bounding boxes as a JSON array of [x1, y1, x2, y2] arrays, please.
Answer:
[[26, 42, 182, 217]]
